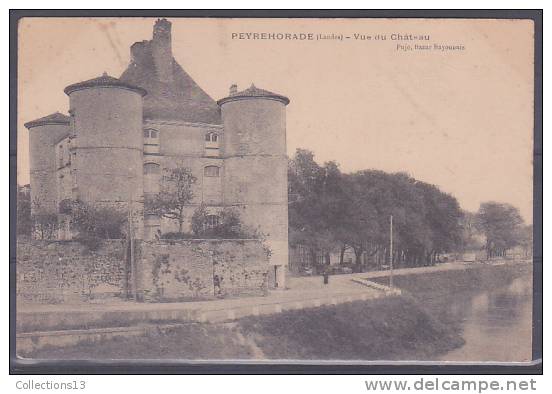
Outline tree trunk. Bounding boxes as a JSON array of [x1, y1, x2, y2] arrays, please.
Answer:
[[354, 248, 363, 272], [339, 245, 346, 265], [309, 247, 318, 272]]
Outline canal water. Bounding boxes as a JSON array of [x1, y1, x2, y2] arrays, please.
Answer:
[[440, 272, 533, 362]]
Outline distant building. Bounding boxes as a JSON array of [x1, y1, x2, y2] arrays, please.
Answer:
[[24, 19, 289, 287]]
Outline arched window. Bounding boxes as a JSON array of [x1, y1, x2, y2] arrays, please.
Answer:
[[144, 129, 159, 139], [204, 165, 220, 177], [206, 215, 220, 228], [205, 132, 218, 142], [144, 162, 160, 175], [205, 131, 220, 157]]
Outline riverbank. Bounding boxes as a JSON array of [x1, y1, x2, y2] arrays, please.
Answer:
[[22, 261, 531, 361], [22, 295, 463, 360]]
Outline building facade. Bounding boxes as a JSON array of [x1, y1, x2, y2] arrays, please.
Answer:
[[24, 19, 289, 287]]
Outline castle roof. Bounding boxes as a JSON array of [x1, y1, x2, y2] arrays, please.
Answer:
[[64, 73, 147, 96], [217, 84, 290, 106], [24, 112, 70, 129], [120, 62, 222, 125], [119, 22, 222, 125]]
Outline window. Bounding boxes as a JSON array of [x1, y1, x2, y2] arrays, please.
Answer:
[[206, 215, 220, 228], [204, 166, 220, 177], [144, 162, 161, 175], [205, 132, 218, 142], [144, 213, 159, 221], [58, 145, 64, 167], [144, 129, 159, 139]]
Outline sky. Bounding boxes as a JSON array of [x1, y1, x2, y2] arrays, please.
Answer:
[[17, 18, 534, 223]]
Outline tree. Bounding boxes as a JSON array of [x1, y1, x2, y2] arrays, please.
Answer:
[[30, 197, 58, 239], [458, 210, 485, 252], [288, 149, 343, 269], [191, 204, 209, 236], [16, 185, 32, 236], [518, 224, 533, 257], [475, 202, 525, 258], [288, 148, 528, 270], [414, 180, 463, 263], [288, 149, 467, 270], [146, 164, 197, 233]]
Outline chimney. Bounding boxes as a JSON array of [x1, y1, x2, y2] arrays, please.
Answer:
[[153, 18, 172, 47], [229, 84, 238, 95], [152, 19, 173, 82]]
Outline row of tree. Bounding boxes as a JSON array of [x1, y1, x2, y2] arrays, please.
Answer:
[[288, 149, 531, 270], [17, 150, 532, 264]]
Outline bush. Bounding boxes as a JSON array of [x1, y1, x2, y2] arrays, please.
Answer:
[[191, 205, 259, 239], [31, 213, 59, 239], [62, 199, 127, 240], [160, 232, 195, 240], [17, 186, 32, 236]]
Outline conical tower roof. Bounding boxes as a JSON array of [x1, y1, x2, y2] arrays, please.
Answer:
[[24, 112, 70, 129], [217, 83, 290, 106], [64, 72, 147, 96]]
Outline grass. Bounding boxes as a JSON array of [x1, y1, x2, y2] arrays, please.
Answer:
[[25, 296, 463, 361], [236, 296, 464, 360]]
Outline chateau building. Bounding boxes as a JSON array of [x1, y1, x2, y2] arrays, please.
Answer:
[[25, 19, 289, 287]]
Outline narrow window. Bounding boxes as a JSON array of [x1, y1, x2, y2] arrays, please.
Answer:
[[206, 215, 220, 228], [205, 132, 219, 142], [204, 166, 220, 177], [144, 129, 159, 139], [58, 145, 64, 167]]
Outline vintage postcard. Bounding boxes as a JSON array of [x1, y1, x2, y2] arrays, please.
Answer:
[[13, 14, 539, 369]]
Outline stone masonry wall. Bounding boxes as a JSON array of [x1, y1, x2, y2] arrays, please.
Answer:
[[140, 239, 269, 302], [16, 239, 128, 304], [17, 238, 269, 304]]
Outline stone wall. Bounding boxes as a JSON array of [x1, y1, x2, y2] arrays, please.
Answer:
[[17, 238, 269, 304], [16, 239, 128, 304], [139, 239, 269, 301]]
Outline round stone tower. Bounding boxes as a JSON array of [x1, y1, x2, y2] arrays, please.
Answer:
[[64, 73, 147, 238], [218, 84, 289, 288], [24, 112, 71, 217]]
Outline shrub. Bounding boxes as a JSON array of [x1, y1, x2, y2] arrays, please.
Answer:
[[160, 232, 195, 240], [31, 213, 59, 239], [17, 186, 32, 236], [191, 206, 259, 239], [61, 199, 128, 240]]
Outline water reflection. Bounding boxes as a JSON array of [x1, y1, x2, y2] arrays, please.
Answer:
[[441, 275, 533, 362]]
